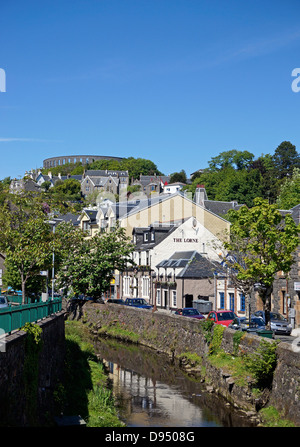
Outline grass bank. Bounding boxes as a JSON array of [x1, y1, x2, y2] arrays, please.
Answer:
[[58, 320, 125, 427]]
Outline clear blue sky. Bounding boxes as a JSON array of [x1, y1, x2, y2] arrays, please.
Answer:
[[1, 0, 300, 180]]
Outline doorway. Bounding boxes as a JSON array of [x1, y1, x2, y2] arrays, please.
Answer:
[[185, 294, 193, 308], [164, 290, 168, 309]]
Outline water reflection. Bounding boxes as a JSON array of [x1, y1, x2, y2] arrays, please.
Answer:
[[94, 338, 256, 428], [105, 361, 218, 427]]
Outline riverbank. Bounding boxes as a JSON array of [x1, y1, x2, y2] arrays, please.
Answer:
[[60, 320, 125, 427]]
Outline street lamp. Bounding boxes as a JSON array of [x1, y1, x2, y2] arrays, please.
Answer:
[[47, 219, 57, 301]]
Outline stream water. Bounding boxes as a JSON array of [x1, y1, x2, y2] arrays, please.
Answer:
[[94, 338, 256, 428]]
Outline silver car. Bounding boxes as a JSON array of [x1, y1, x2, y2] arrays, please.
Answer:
[[253, 310, 292, 335]]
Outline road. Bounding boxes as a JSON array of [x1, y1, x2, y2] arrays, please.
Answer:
[[274, 333, 299, 346]]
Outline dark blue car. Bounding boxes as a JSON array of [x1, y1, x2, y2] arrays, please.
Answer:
[[124, 298, 153, 309]]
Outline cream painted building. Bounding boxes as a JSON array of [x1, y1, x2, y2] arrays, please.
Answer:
[[119, 192, 230, 241], [120, 214, 228, 310]]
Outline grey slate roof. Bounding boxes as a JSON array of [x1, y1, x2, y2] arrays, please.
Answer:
[[156, 250, 224, 279], [176, 254, 222, 279], [156, 251, 200, 269], [133, 224, 177, 251], [55, 212, 80, 226], [203, 200, 243, 216], [82, 209, 98, 223]]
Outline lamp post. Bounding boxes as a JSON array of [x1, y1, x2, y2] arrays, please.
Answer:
[[47, 220, 57, 301]]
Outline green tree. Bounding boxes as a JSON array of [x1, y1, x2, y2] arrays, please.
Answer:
[[249, 154, 279, 203], [273, 141, 300, 179], [0, 193, 56, 304], [56, 226, 134, 299], [169, 170, 187, 184], [0, 177, 11, 206], [52, 178, 81, 201], [88, 157, 163, 180], [277, 168, 300, 209], [223, 198, 300, 327], [208, 149, 254, 171], [187, 166, 263, 208]]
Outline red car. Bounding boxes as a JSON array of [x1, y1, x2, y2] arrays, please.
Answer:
[[207, 310, 237, 327]]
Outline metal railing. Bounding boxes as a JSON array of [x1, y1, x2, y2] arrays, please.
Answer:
[[0, 297, 62, 334]]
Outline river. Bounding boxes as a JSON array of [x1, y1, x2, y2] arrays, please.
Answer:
[[93, 338, 257, 428]]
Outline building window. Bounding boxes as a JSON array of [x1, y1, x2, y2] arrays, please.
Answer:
[[219, 292, 224, 309], [142, 277, 150, 298], [144, 233, 149, 242], [172, 290, 177, 308], [229, 293, 234, 312], [282, 290, 287, 315], [156, 289, 161, 306], [123, 276, 131, 296], [239, 293, 245, 311], [83, 221, 90, 232]]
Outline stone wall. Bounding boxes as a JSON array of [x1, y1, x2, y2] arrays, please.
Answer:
[[0, 312, 65, 426], [82, 302, 300, 425], [43, 154, 124, 169]]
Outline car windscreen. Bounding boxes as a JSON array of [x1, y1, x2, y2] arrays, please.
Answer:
[[183, 309, 199, 315], [251, 317, 265, 326], [270, 312, 286, 321], [218, 312, 235, 321]]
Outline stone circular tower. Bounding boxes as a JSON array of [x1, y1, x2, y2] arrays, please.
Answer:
[[43, 155, 124, 169]]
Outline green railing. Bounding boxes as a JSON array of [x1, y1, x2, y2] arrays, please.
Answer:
[[0, 297, 62, 334], [6, 295, 41, 305]]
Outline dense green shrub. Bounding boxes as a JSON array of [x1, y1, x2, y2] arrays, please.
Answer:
[[209, 324, 225, 355], [199, 318, 214, 343], [243, 339, 278, 388]]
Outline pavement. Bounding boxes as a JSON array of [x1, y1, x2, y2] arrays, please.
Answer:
[[292, 328, 300, 337]]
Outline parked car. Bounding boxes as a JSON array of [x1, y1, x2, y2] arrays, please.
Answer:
[[229, 316, 266, 334], [0, 295, 9, 309], [253, 310, 292, 335], [124, 298, 153, 309], [174, 308, 205, 319], [106, 298, 125, 305], [207, 310, 237, 327]]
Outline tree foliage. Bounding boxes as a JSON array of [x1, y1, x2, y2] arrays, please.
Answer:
[[277, 168, 300, 210], [223, 198, 300, 325], [186, 143, 300, 207], [0, 193, 55, 303], [56, 226, 134, 299], [272, 141, 300, 179]]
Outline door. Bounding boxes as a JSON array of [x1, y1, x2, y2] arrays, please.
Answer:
[[185, 294, 193, 308], [164, 290, 168, 309]]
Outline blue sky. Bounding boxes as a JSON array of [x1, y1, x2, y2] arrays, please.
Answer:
[[1, 0, 300, 180]]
